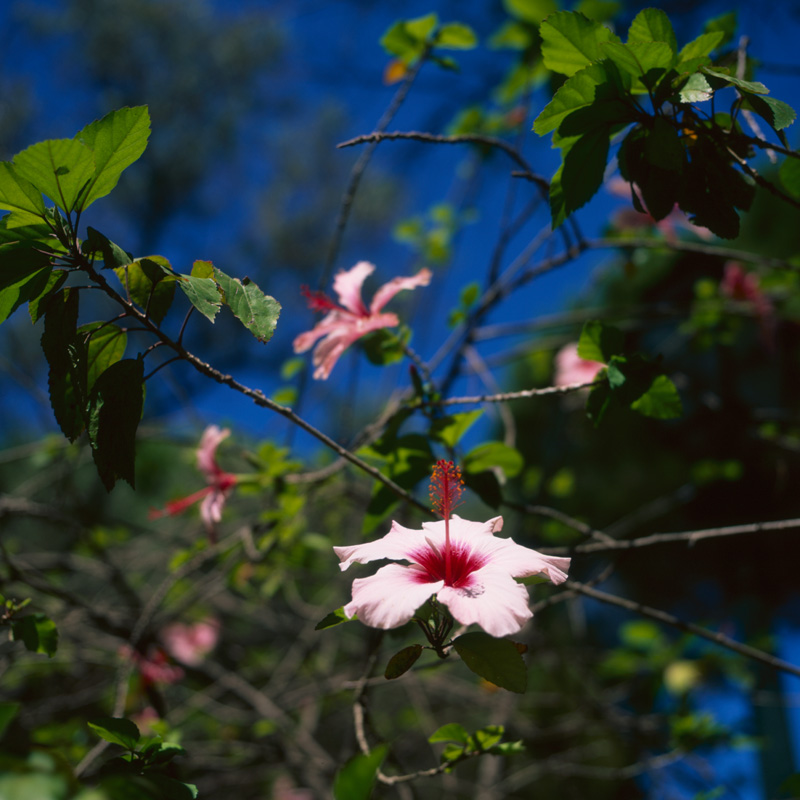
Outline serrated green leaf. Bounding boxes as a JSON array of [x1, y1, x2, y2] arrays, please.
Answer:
[[453, 631, 527, 693], [577, 319, 622, 363], [701, 67, 768, 95], [13, 138, 95, 213], [42, 288, 85, 441], [463, 442, 523, 478], [540, 10, 619, 77], [474, 725, 505, 750], [0, 162, 47, 224], [385, 644, 423, 679], [11, 614, 58, 657], [87, 717, 141, 750], [0, 702, 20, 739], [74, 106, 151, 210], [315, 607, 354, 630], [437, 23, 477, 50], [87, 358, 144, 490], [600, 41, 674, 85], [630, 373, 682, 419], [214, 268, 280, 343], [333, 745, 388, 800], [627, 8, 677, 53], [533, 62, 610, 136], [76, 322, 127, 392], [678, 31, 724, 62], [560, 126, 610, 215], [115, 257, 176, 324], [429, 723, 471, 745], [178, 272, 222, 323], [679, 72, 713, 104], [430, 409, 483, 448], [741, 93, 796, 132]]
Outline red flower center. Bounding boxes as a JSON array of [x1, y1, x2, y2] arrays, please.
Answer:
[[410, 542, 487, 588]]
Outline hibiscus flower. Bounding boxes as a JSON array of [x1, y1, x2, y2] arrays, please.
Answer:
[[554, 342, 604, 388], [161, 618, 220, 667], [149, 425, 237, 540], [720, 261, 776, 348], [293, 261, 431, 380], [334, 462, 570, 638]]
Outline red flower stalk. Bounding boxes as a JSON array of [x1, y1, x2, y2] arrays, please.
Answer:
[[429, 460, 464, 585]]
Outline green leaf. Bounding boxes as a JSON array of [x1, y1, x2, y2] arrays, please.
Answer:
[[430, 409, 483, 448], [452, 631, 527, 693], [577, 320, 622, 364], [679, 72, 713, 104], [627, 8, 677, 53], [76, 323, 128, 392], [645, 116, 684, 171], [779, 157, 800, 200], [87, 717, 141, 750], [677, 31, 724, 63], [474, 725, 505, 750], [504, 0, 557, 23], [381, 14, 437, 61], [11, 614, 58, 657], [315, 607, 354, 630], [630, 373, 682, 419], [704, 11, 737, 48], [361, 327, 409, 366], [600, 41, 674, 85], [0, 162, 47, 224], [74, 106, 151, 210], [87, 358, 145, 491], [463, 442, 523, 478], [0, 702, 20, 739], [13, 138, 95, 213], [533, 62, 610, 136], [540, 11, 619, 77], [385, 644, 423, 679], [436, 23, 477, 50], [214, 267, 280, 343], [429, 723, 471, 745], [701, 67, 769, 95], [115, 257, 176, 325], [0, 267, 53, 328], [560, 125, 610, 214], [178, 260, 222, 322], [0, 219, 58, 291], [741, 93, 797, 133], [548, 163, 568, 230], [42, 288, 85, 441], [333, 745, 388, 800], [85, 227, 133, 270]]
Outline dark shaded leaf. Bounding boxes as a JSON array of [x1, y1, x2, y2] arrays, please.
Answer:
[[333, 745, 388, 800], [87, 717, 141, 750], [385, 645, 423, 679], [11, 614, 58, 657], [453, 631, 527, 693]]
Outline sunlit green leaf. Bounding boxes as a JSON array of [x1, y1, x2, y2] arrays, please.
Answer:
[[678, 31, 724, 62], [13, 138, 95, 213], [679, 72, 713, 103], [333, 745, 388, 800], [430, 409, 483, 448], [741, 93, 796, 132], [214, 268, 280, 343], [463, 442, 523, 478], [630, 374, 682, 419], [503, 0, 557, 24], [115, 257, 176, 324], [11, 614, 58, 657], [315, 608, 354, 630], [429, 723, 471, 745], [533, 62, 610, 136], [701, 67, 768, 95], [85, 227, 133, 270], [76, 322, 128, 392], [75, 106, 151, 210], [0, 162, 47, 224], [437, 23, 477, 50], [540, 11, 619, 77], [627, 7, 677, 53], [600, 41, 674, 85], [577, 320, 622, 364], [87, 717, 141, 750]]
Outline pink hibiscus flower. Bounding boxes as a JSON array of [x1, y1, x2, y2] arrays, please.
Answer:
[[293, 261, 432, 380], [161, 618, 220, 667], [554, 343, 604, 387], [720, 261, 776, 347], [149, 425, 237, 540], [120, 645, 184, 686], [334, 462, 570, 638]]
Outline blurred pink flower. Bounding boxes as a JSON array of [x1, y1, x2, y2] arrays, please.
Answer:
[[608, 177, 713, 242], [293, 261, 431, 380], [149, 425, 237, 540], [334, 515, 570, 638], [121, 645, 184, 686], [720, 261, 776, 346], [554, 343, 604, 387], [161, 618, 220, 667]]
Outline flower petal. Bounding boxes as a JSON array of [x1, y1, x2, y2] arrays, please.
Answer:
[[438, 569, 533, 637], [197, 425, 230, 479], [369, 267, 432, 314], [344, 563, 441, 629], [334, 520, 429, 570], [333, 261, 374, 315]]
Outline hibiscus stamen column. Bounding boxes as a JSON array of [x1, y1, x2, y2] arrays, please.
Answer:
[[429, 460, 464, 586]]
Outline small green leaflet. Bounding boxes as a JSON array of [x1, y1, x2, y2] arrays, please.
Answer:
[[315, 607, 354, 630], [577, 319, 622, 363], [87, 717, 141, 750], [214, 267, 280, 343], [11, 613, 58, 657]]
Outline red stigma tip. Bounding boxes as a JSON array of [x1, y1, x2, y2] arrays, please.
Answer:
[[429, 460, 464, 520], [301, 285, 340, 313]]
